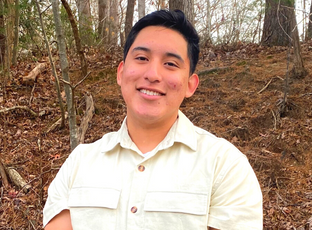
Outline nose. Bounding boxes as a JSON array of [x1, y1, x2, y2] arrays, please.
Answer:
[[144, 61, 162, 83]]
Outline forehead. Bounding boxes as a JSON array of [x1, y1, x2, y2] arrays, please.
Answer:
[[131, 26, 188, 51]]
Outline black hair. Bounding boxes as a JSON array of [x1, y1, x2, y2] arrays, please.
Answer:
[[123, 10, 199, 75]]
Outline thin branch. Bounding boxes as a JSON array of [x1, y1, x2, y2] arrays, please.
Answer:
[[0, 106, 38, 117]]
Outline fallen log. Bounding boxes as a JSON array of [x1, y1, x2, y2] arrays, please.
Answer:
[[78, 93, 95, 143], [5, 167, 31, 193], [21, 63, 46, 85], [0, 160, 9, 188]]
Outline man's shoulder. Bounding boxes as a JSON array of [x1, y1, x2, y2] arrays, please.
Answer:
[[72, 131, 120, 157], [192, 125, 246, 161]]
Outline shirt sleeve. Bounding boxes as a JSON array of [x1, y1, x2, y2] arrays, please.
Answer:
[[208, 154, 263, 230], [42, 147, 80, 227]]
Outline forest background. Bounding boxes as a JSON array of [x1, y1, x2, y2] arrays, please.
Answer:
[[0, 0, 312, 229]]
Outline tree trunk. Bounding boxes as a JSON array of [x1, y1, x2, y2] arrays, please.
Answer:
[[51, 0, 78, 150], [77, 0, 92, 45], [98, 0, 108, 39], [169, 0, 194, 24], [306, 0, 312, 40], [5, 0, 14, 70], [138, 0, 145, 19], [109, 0, 119, 45], [11, 0, 19, 66], [205, 0, 211, 44], [290, 9, 307, 78], [125, 0, 135, 39], [35, 0, 66, 128], [61, 0, 88, 77], [0, 0, 5, 66], [261, 0, 295, 46]]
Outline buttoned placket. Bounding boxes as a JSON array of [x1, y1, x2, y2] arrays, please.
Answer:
[[126, 157, 150, 229]]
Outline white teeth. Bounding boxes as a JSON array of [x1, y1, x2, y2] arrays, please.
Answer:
[[140, 89, 162, 96]]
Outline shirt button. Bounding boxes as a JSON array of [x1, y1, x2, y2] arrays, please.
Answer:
[[138, 165, 145, 172], [131, 206, 138, 213]]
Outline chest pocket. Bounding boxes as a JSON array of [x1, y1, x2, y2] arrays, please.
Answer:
[[144, 191, 208, 230], [68, 187, 120, 230]]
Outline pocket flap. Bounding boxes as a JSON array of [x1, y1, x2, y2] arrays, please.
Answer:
[[68, 187, 120, 209], [144, 191, 207, 215]]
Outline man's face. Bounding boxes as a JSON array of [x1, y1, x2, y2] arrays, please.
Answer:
[[117, 26, 198, 126]]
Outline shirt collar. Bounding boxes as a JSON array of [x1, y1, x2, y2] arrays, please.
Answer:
[[100, 110, 197, 153]]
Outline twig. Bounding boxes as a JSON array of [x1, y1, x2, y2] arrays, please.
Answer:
[[61, 71, 91, 90], [258, 78, 274, 94], [300, 93, 312, 97], [45, 112, 68, 133], [258, 76, 283, 94], [29, 83, 36, 106], [271, 109, 277, 130], [0, 106, 38, 117], [73, 72, 91, 89]]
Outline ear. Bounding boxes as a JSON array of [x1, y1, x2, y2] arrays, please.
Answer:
[[185, 73, 199, 98], [117, 61, 124, 86]]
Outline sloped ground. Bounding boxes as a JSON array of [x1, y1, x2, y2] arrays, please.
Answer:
[[0, 43, 311, 229]]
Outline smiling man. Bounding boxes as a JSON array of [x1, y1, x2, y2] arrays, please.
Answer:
[[43, 10, 263, 230]]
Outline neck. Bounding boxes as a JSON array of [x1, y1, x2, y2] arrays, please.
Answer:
[[126, 114, 178, 154]]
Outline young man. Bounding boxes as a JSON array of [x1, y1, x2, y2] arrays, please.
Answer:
[[43, 10, 263, 230]]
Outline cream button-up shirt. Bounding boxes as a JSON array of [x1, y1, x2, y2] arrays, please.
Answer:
[[43, 111, 263, 230]]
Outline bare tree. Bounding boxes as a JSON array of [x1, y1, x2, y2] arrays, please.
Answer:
[[169, 0, 194, 24], [261, 0, 294, 46], [307, 0, 312, 39], [125, 0, 135, 39], [205, 0, 212, 44], [98, 0, 108, 39], [61, 0, 88, 77], [0, 0, 5, 66], [109, 0, 119, 45], [11, 0, 19, 66], [290, 6, 307, 78], [51, 0, 78, 150], [77, 0, 93, 45], [35, 0, 66, 128], [138, 0, 145, 19]]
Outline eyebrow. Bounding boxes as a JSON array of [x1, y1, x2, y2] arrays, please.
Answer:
[[132, 46, 184, 63]]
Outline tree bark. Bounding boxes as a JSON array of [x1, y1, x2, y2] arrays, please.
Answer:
[[11, 0, 19, 66], [52, 0, 78, 150], [98, 0, 108, 39], [290, 10, 307, 78], [205, 0, 211, 44], [76, 0, 92, 45], [261, 0, 295, 46], [0, 0, 5, 66], [108, 0, 119, 45], [306, 0, 312, 40], [60, 0, 88, 77], [169, 0, 194, 24], [78, 93, 95, 143], [125, 0, 135, 39], [138, 0, 145, 19]]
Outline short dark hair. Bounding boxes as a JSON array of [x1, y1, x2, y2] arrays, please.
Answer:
[[123, 10, 200, 75]]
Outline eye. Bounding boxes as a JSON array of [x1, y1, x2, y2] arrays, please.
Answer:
[[135, 56, 148, 61], [165, 62, 178, 68]]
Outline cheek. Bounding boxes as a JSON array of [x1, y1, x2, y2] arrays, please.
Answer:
[[168, 81, 183, 90]]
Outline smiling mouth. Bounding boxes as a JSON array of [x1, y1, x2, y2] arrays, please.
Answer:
[[139, 89, 164, 96]]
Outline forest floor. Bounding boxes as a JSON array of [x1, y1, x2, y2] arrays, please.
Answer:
[[0, 42, 312, 229]]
